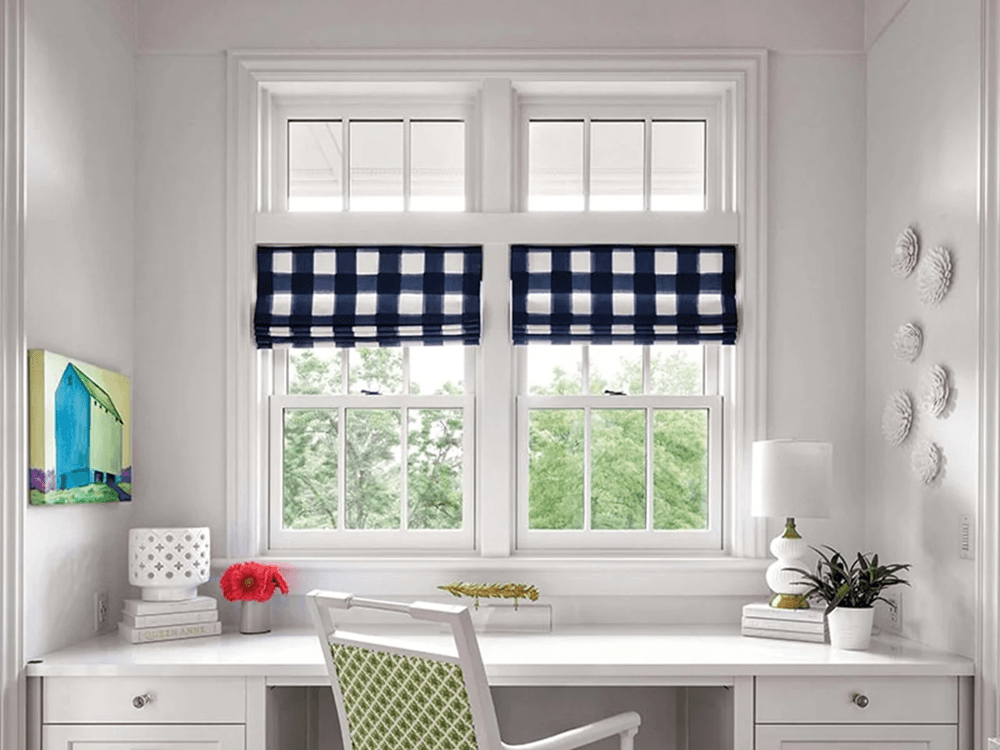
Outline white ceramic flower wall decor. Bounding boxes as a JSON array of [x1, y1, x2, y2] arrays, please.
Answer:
[[917, 245, 954, 305], [918, 364, 951, 418], [892, 226, 920, 278], [910, 440, 942, 485], [892, 322, 924, 363], [882, 390, 914, 447]]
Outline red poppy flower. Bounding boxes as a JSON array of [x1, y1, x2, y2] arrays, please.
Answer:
[[220, 562, 290, 602]]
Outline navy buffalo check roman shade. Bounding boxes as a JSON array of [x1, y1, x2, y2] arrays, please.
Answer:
[[510, 244, 738, 345], [254, 245, 483, 348]]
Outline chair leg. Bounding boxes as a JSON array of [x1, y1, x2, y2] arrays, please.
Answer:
[[618, 727, 639, 750]]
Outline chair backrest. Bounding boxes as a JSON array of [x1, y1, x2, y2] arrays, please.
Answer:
[[307, 590, 503, 750]]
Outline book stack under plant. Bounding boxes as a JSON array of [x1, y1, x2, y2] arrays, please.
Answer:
[[118, 596, 221, 643], [741, 602, 828, 643]]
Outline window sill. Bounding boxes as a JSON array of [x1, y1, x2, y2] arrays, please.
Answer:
[[211, 555, 770, 598]]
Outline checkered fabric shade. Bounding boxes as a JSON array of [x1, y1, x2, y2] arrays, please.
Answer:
[[254, 245, 483, 348], [331, 642, 479, 750], [510, 244, 738, 345]]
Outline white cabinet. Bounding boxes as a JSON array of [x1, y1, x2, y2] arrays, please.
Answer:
[[43, 723, 244, 750], [757, 724, 957, 750], [756, 677, 965, 750]]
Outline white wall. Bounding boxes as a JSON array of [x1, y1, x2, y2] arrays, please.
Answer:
[[865, 0, 980, 657], [22, 0, 136, 658], [132, 0, 868, 621]]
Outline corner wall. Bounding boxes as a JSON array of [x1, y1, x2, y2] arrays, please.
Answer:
[[22, 0, 136, 658], [864, 0, 980, 657]]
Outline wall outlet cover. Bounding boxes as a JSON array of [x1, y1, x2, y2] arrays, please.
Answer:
[[882, 590, 902, 632], [95, 590, 109, 631]]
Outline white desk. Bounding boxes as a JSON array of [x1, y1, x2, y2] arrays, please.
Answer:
[[26, 626, 974, 750]]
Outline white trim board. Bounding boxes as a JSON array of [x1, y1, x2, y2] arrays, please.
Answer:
[[978, 2, 1000, 749], [0, 1, 25, 749]]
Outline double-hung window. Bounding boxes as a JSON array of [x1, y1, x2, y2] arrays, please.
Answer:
[[235, 55, 765, 562]]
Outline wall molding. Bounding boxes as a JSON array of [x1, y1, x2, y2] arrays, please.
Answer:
[[978, 1, 1000, 748], [0, 0, 25, 749]]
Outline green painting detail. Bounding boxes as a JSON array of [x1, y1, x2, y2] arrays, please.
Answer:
[[331, 642, 478, 750], [28, 350, 132, 505]]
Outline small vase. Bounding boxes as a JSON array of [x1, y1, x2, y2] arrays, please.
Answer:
[[827, 607, 875, 650], [239, 600, 271, 634]]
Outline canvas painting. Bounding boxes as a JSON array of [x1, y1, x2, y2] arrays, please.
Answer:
[[28, 350, 131, 504]]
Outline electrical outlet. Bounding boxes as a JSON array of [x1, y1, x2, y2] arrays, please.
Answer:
[[882, 590, 902, 632], [94, 590, 109, 632], [960, 514, 974, 559]]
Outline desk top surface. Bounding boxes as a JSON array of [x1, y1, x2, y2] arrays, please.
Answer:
[[25, 626, 974, 684]]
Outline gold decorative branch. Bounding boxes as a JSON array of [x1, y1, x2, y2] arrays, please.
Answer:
[[438, 581, 540, 610]]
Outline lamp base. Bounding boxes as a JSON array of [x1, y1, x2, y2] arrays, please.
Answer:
[[765, 517, 812, 609]]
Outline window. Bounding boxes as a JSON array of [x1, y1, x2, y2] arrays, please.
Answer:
[[270, 346, 476, 550], [518, 343, 722, 549], [233, 55, 765, 565]]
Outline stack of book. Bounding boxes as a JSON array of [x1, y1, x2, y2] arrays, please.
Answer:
[[118, 596, 221, 644], [741, 602, 828, 643]]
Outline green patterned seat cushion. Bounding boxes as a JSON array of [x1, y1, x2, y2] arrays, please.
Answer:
[[331, 642, 479, 750]]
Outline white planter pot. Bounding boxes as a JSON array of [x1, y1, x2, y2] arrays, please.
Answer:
[[827, 607, 875, 650], [128, 528, 211, 601]]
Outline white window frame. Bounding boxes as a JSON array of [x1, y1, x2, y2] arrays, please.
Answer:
[[269, 348, 477, 551], [227, 51, 768, 595], [271, 97, 479, 213], [517, 344, 723, 550], [517, 99, 726, 213]]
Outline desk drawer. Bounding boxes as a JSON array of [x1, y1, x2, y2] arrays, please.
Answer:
[[43, 676, 246, 724], [756, 676, 957, 724]]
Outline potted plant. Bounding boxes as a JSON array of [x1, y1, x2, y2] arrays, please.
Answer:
[[220, 561, 289, 634], [789, 546, 910, 650]]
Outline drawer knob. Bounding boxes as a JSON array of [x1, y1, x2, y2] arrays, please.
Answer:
[[132, 693, 153, 709], [852, 693, 870, 709]]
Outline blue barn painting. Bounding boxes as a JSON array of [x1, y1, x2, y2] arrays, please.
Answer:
[[55, 363, 124, 492]]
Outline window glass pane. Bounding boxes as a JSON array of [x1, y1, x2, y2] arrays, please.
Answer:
[[345, 409, 401, 529], [588, 345, 642, 395], [590, 121, 644, 211], [282, 409, 338, 529], [591, 409, 646, 529], [408, 408, 463, 530], [410, 121, 466, 212], [528, 409, 584, 529], [651, 121, 706, 211], [653, 409, 709, 530], [650, 346, 704, 395], [349, 348, 403, 395], [409, 346, 464, 395], [288, 349, 342, 395], [288, 121, 343, 212], [528, 121, 584, 211], [527, 344, 583, 395], [349, 121, 404, 211]]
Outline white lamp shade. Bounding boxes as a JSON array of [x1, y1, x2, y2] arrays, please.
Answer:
[[751, 440, 833, 519]]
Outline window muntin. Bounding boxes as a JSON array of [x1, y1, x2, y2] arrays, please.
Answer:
[[517, 343, 722, 549]]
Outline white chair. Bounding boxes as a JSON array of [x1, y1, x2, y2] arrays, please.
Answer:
[[307, 590, 641, 750]]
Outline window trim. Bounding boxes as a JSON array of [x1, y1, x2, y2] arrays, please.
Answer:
[[226, 51, 768, 588]]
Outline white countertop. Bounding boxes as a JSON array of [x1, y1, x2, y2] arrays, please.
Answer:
[[25, 626, 974, 685]]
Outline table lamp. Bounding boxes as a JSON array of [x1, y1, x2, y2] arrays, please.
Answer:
[[751, 439, 833, 609]]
